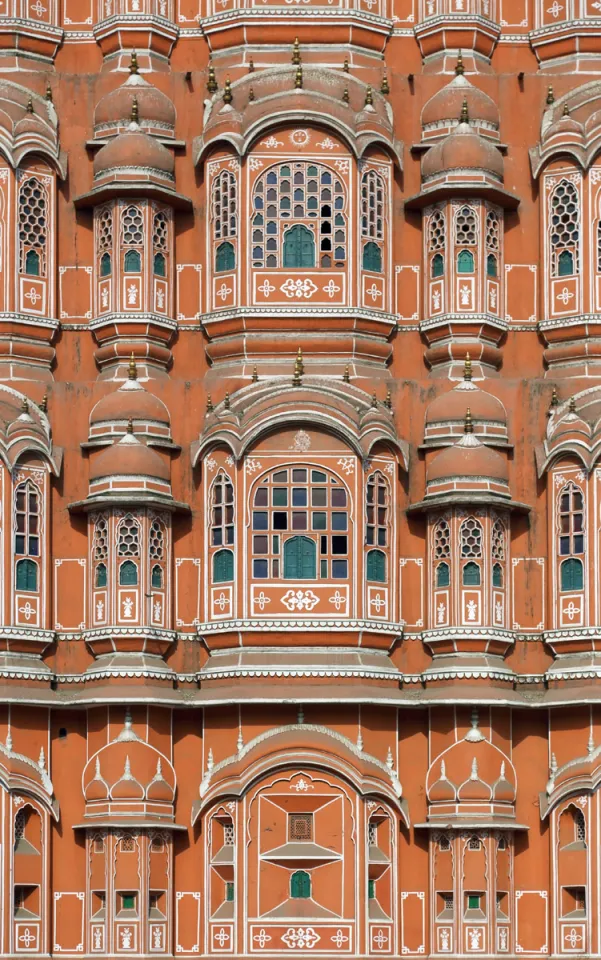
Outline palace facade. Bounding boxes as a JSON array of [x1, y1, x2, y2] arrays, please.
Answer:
[[0, 2, 601, 959]]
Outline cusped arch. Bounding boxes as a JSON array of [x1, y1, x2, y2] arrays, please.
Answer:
[[0, 738, 58, 820], [193, 724, 407, 825], [0, 80, 64, 177], [530, 81, 601, 178]]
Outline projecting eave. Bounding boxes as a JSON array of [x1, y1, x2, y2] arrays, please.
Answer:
[[68, 494, 190, 514], [407, 493, 530, 514], [74, 182, 193, 212], [414, 819, 528, 830], [404, 180, 519, 210], [73, 820, 186, 831]]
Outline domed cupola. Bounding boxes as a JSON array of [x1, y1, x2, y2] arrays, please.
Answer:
[[87, 356, 175, 447], [94, 57, 176, 142], [424, 355, 509, 447], [421, 62, 500, 144], [87, 421, 173, 505], [92, 119, 176, 192], [421, 114, 504, 184]]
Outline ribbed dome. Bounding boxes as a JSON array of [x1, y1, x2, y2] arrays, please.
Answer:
[[422, 123, 504, 180], [426, 712, 516, 806], [90, 379, 170, 428], [426, 383, 507, 426], [94, 127, 174, 178], [428, 431, 508, 483], [421, 75, 499, 129], [94, 74, 176, 133], [90, 431, 170, 482]]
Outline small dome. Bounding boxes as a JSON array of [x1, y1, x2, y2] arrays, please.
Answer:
[[427, 713, 516, 807], [90, 430, 170, 482], [426, 383, 507, 427], [94, 127, 174, 179], [422, 123, 504, 181], [90, 379, 170, 428], [94, 74, 176, 134], [428, 431, 508, 483], [421, 74, 499, 129]]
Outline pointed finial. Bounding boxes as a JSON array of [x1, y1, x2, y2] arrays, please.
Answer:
[[588, 732, 595, 755], [464, 407, 473, 434], [124, 755, 132, 777], [294, 65, 303, 89], [440, 759, 447, 778], [343, 56, 349, 72], [130, 96, 139, 124], [500, 760, 506, 778], [21, 397, 29, 414], [248, 86, 255, 103], [206, 394, 214, 413], [130, 49, 139, 74], [207, 747, 214, 771], [251, 365, 258, 383], [550, 752, 558, 776], [343, 364, 350, 383], [569, 395, 577, 414], [546, 85, 555, 105], [224, 392, 230, 410], [156, 758, 162, 777], [470, 757, 479, 779], [6, 730, 12, 752], [550, 386, 559, 408], [236, 729, 244, 752], [292, 347, 304, 386], [26, 97, 33, 115], [384, 389, 392, 410], [386, 746, 394, 770], [465, 706, 485, 741], [124, 708, 132, 731], [40, 393, 48, 413], [365, 85, 373, 107], [95, 756, 101, 777], [223, 78, 233, 104], [464, 352, 472, 381], [455, 50, 464, 75], [563, 102, 570, 117], [128, 353, 137, 380], [207, 62, 218, 94], [371, 392, 378, 408], [248, 57, 255, 72], [357, 728, 363, 751], [380, 73, 390, 95], [126, 418, 133, 434], [45, 83, 53, 103], [292, 37, 301, 65], [342, 87, 350, 105], [297, 704, 305, 724], [460, 97, 469, 123], [39, 747, 45, 770]]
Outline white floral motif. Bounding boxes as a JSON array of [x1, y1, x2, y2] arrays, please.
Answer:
[[30, 0, 47, 15], [366, 283, 382, 302], [93, 929, 103, 950], [206, 457, 218, 472], [245, 458, 262, 475], [156, 288, 165, 310], [127, 285, 138, 306], [226, 455, 235, 466], [281, 928, 321, 949], [316, 137, 337, 149], [18, 930, 37, 949], [216, 283, 232, 302], [331, 930, 349, 948], [489, 287, 497, 309], [459, 284, 472, 306], [432, 289, 442, 311], [152, 928, 163, 949], [467, 928, 482, 950], [440, 929, 451, 951], [122, 597, 134, 619], [280, 278, 318, 299], [96, 600, 105, 620], [261, 136, 284, 148], [370, 593, 386, 613], [214, 929, 230, 947], [101, 288, 109, 308], [323, 280, 341, 298], [329, 591, 346, 611], [18, 602, 36, 621], [557, 286, 575, 305], [466, 599, 478, 621], [547, 0, 563, 14], [281, 589, 320, 612], [253, 930, 273, 947], [554, 474, 567, 487], [494, 600, 503, 624], [24, 287, 42, 305], [334, 159, 350, 173], [120, 929, 133, 950], [564, 929, 583, 950], [153, 600, 162, 621], [290, 130, 310, 147], [254, 591, 270, 611], [563, 600, 580, 621], [337, 457, 355, 475], [249, 158, 264, 171], [258, 279, 276, 297], [290, 430, 311, 452], [498, 929, 508, 951], [372, 930, 389, 949], [291, 777, 314, 792], [437, 601, 446, 624]]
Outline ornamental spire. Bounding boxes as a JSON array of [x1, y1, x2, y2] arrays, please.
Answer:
[[128, 353, 137, 380], [207, 62, 218, 94], [455, 50, 464, 75], [130, 49, 139, 74], [380, 73, 390, 95], [463, 352, 472, 381], [464, 407, 473, 434], [223, 78, 233, 104], [365, 86, 373, 107], [460, 97, 469, 123], [292, 348, 304, 385], [294, 65, 303, 89], [292, 37, 301, 65]]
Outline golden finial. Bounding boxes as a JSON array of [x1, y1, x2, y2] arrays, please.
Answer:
[[292, 348, 304, 386], [380, 73, 390, 95], [21, 397, 29, 414], [248, 57, 255, 72], [296, 346, 304, 375], [342, 87, 350, 105], [550, 386, 559, 407], [130, 50, 139, 74], [130, 96, 139, 124], [546, 85, 555, 105], [292, 37, 301, 65], [384, 389, 392, 409], [248, 86, 255, 103], [569, 395, 577, 414], [223, 78, 233, 104], [224, 392, 231, 410], [39, 393, 48, 413], [207, 62, 218, 94], [126, 418, 134, 434], [251, 365, 259, 383], [455, 50, 464, 75], [460, 97, 469, 123], [563, 102, 570, 117], [365, 86, 373, 107], [464, 407, 473, 434], [343, 56, 349, 72], [128, 353, 137, 380], [371, 392, 378, 408], [45, 83, 53, 103], [342, 364, 350, 383], [206, 395, 214, 413], [26, 97, 33, 115], [463, 352, 472, 381], [294, 65, 303, 89]]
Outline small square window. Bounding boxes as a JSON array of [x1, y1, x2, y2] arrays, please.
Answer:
[[273, 513, 288, 530], [332, 560, 348, 578], [311, 488, 327, 507], [292, 469, 307, 482], [253, 559, 268, 578], [253, 512, 268, 530], [273, 488, 288, 507], [332, 489, 347, 507], [312, 513, 327, 531], [253, 536, 268, 554], [332, 513, 347, 531], [467, 894, 481, 910], [332, 536, 348, 555], [292, 489, 308, 507], [312, 470, 327, 482], [121, 893, 137, 912], [292, 512, 307, 530]]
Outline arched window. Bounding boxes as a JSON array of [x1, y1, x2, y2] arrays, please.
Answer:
[[213, 549, 234, 583], [558, 483, 584, 558], [486, 209, 500, 277], [492, 563, 503, 587], [153, 252, 166, 277], [16, 558, 37, 592], [290, 871, 311, 899], [19, 176, 47, 278], [212, 169, 237, 241], [486, 253, 497, 277], [211, 474, 234, 548], [455, 205, 477, 245], [215, 241, 235, 273], [463, 561, 481, 586], [15, 480, 40, 557], [432, 253, 444, 277], [252, 466, 349, 580], [95, 563, 107, 588], [367, 549, 386, 582], [363, 241, 382, 273], [550, 180, 579, 277], [149, 518, 165, 561], [436, 561, 450, 587], [153, 210, 168, 276], [151, 564, 163, 588], [284, 536, 317, 579], [366, 472, 389, 549], [251, 161, 346, 269], [561, 557, 583, 592], [460, 517, 482, 558], [434, 519, 450, 558], [119, 560, 138, 586], [100, 252, 112, 277], [457, 249, 474, 273], [124, 249, 141, 273]]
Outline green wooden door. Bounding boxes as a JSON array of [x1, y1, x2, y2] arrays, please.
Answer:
[[291, 871, 311, 898], [283, 224, 315, 268], [283, 536, 316, 579]]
